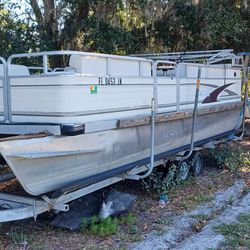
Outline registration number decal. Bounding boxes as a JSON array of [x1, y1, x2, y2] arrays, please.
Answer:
[[98, 77, 122, 85]]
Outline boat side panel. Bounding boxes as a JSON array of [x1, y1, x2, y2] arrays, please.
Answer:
[[0, 107, 241, 196], [8, 75, 241, 124]]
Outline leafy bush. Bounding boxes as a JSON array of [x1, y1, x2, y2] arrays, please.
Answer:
[[142, 162, 181, 195], [206, 143, 249, 173]]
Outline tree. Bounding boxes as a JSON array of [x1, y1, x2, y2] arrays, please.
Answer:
[[28, 0, 89, 51], [0, 2, 36, 59], [197, 0, 250, 52], [153, 0, 250, 52], [1, 0, 250, 59]]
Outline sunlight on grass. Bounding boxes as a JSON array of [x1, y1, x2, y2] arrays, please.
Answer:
[[214, 213, 250, 249]]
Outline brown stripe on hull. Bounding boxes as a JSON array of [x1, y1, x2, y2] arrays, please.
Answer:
[[117, 102, 242, 128]]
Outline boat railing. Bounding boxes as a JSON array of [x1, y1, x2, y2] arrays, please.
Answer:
[[133, 49, 240, 65], [4, 51, 156, 124], [133, 49, 233, 57], [7, 50, 151, 77], [5, 51, 180, 123], [0, 50, 241, 131], [145, 60, 177, 179], [152, 60, 177, 113], [238, 52, 250, 136], [1, 50, 223, 126], [0, 57, 8, 123]]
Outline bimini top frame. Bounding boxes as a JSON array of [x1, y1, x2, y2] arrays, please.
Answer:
[[133, 49, 239, 65]]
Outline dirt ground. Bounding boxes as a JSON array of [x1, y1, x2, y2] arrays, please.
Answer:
[[0, 126, 249, 250], [132, 179, 250, 250]]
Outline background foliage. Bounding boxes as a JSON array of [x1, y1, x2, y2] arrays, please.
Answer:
[[0, 0, 249, 59]]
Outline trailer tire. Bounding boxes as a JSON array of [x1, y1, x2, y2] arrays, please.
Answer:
[[190, 151, 203, 176], [177, 161, 190, 181]]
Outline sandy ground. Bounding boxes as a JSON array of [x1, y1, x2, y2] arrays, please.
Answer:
[[132, 180, 250, 250]]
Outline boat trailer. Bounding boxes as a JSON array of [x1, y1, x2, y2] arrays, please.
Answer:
[[0, 136, 228, 223], [0, 163, 164, 222]]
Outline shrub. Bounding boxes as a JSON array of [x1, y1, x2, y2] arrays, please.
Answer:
[[119, 213, 136, 224], [81, 212, 138, 237], [81, 216, 119, 237], [206, 143, 249, 173], [142, 162, 181, 195]]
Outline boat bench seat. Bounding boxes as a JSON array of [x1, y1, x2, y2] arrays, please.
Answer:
[[0, 64, 30, 77]]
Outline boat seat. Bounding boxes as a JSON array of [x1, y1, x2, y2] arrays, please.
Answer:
[[69, 55, 152, 76], [47, 67, 78, 75], [0, 64, 30, 77]]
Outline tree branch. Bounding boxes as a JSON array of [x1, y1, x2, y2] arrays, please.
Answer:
[[74, 0, 89, 24], [29, 0, 43, 24], [42, 0, 55, 25]]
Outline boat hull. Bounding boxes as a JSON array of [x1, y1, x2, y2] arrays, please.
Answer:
[[0, 104, 241, 196]]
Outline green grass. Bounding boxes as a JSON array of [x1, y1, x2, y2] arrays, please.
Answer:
[[179, 201, 192, 210], [154, 228, 167, 236], [81, 213, 137, 237], [153, 218, 170, 225], [192, 214, 212, 221], [118, 233, 143, 243], [214, 213, 250, 249], [128, 224, 139, 234], [9, 229, 27, 244], [179, 176, 196, 186], [207, 144, 248, 173], [226, 195, 234, 206], [242, 186, 250, 195], [82, 216, 119, 237], [194, 194, 213, 204], [179, 194, 213, 210], [119, 213, 136, 224], [0, 227, 44, 250], [129, 235, 143, 242], [5, 228, 39, 250]]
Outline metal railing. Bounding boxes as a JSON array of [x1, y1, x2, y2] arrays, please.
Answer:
[[1, 50, 212, 127], [238, 52, 250, 137], [132, 60, 177, 179], [1, 50, 241, 124], [4, 51, 181, 123], [5, 51, 156, 123], [0, 57, 8, 122], [133, 49, 238, 65], [7, 50, 151, 77]]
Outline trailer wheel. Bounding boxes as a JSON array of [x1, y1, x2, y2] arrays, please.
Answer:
[[191, 151, 203, 176], [178, 161, 190, 181]]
